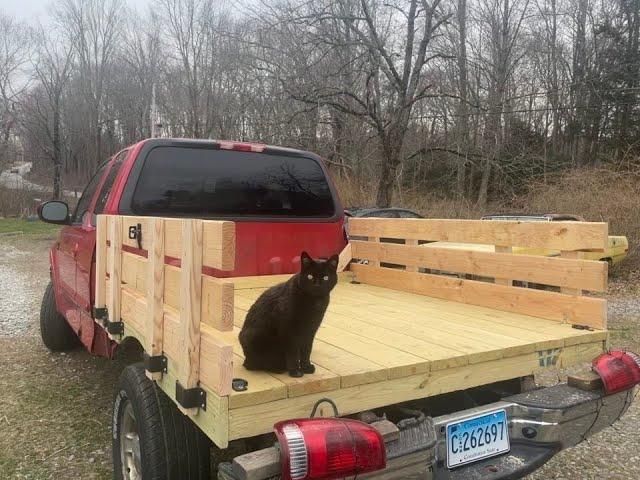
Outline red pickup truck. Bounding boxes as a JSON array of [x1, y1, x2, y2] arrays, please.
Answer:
[[37, 138, 637, 480]]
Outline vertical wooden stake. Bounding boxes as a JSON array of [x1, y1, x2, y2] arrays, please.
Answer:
[[406, 239, 419, 272], [94, 215, 108, 311], [368, 237, 380, 267], [495, 246, 513, 286], [337, 243, 352, 272], [561, 250, 583, 296], [107, 216, 123, 338], [180, 219, 203, 415], [146, 218, 165, 380]]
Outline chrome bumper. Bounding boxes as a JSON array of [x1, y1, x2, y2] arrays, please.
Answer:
[[219, 384, 635, 480], [369, 384, 634, 480]]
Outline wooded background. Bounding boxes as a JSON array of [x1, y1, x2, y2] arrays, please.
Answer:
[[1, 0, 639, 208]]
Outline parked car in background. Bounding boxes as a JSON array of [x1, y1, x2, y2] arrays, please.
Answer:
[[423, 213, 628, 267], [345, 207, 424, 246], [345, 207, 424, 219]]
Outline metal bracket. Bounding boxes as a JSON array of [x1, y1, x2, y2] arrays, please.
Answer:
[[143, 353, 168, 374], [128, 223, 142, 249], [104, 320, 124, 336], [175, 381, 206, 410], [93, 307, 108, 321]]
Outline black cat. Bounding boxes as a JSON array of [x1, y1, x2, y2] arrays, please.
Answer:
[[239, 251, 339, 377]]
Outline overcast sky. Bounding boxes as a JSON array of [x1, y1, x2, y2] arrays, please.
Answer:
[[0, 0, 151, 23]]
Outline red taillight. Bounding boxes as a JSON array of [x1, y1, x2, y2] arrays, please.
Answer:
[[218, 140, 265, 152], [609, 350, 640, 383], [593, 350, 640, 394], [274, 418, 386, 480]]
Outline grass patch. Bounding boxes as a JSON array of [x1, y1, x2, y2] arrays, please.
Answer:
[[0, 219, 61, 236], [0, 337, 120, 480], [0, 457, 18, 478]]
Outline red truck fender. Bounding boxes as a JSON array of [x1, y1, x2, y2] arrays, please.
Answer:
[[48, 245, 65, 313]]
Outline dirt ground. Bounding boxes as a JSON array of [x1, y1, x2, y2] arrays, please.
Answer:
[[0, 230, 638, 479]]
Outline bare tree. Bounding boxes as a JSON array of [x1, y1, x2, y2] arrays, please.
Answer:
[[54, 0, 124, 175], [118, 9, 164, 142], [475, 0, 530, 207], [0, 14, 31, 167], [156, 0, 231, 138], [253, 0, 451, 206], [23, 26, 74, 199]]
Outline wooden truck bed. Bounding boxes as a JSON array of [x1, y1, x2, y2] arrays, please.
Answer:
[[95, 215, 610, 449]]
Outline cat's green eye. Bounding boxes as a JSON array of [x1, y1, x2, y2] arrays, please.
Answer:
[[323, 275, 329, 281], [307, 274, 313, 280]]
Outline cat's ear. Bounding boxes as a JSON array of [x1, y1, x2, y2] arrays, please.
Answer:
[[327, 254, 339, 271], [300, 251, 313, 269]]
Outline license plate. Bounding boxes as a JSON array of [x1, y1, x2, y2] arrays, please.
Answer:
[[446, 409, 510, 468]]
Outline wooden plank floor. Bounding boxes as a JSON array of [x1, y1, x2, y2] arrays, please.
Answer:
[[227, 281, 607, 410]]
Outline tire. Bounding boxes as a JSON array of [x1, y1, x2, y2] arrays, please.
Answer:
[[605, 258, 614, 274], [113, 363, 211, 480], [39, 282, 80, 351]]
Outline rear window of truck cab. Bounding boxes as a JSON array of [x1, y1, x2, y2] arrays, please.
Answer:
[[130, 146, 336, 218]]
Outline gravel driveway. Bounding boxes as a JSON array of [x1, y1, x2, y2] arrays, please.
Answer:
[[0, 242, 50, 336], [0, 233, 638, 479]]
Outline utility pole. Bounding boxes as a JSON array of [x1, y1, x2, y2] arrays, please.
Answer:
[[150, 83, 157, 138], [150, 83, 163, 138]]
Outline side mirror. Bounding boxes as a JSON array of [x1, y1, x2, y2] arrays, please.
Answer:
[[38, 200, 70, 225]]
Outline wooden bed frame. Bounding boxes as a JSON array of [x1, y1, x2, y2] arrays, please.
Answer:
[[95, 215, 609, 448]]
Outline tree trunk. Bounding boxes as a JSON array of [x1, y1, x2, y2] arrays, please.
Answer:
[[455, 0, 469, 199], [375, 151, 401, 208], [375, 126, 404, 207], [53, 94, 62, 200], [549, 0, 560, 149], [477, 0, 511, 207], [570, 0, 588, 165], [477, 160, 491, 208]]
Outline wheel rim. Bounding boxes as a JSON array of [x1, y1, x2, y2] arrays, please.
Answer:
[[120, 401, 142, 480]]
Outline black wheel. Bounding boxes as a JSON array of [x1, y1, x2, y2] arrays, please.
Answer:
[[605, 258, 614, 274], [39, 282, 80, 351], [113, 363, 211, 480]]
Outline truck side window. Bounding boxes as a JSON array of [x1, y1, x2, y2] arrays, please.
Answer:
[[71, 163, 109, 225], [94, 151, 127, 215]]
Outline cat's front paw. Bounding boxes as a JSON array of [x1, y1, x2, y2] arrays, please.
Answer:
[[288, 369, 304, 378], [302, 363, 316, 374]]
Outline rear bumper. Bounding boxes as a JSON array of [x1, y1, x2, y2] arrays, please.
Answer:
[[219, 384, 634, 480]]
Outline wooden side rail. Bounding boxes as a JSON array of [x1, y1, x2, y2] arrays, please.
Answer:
[[348, 218, 609, 251], [351, 264, 607, 330], [350, 241, 607, 292], [95, 215, 236, 412]]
